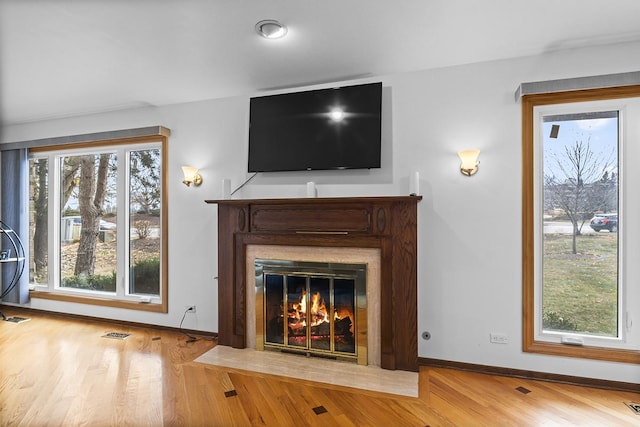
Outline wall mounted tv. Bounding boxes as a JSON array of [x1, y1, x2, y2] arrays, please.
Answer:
[[248, 82, 382, 172]]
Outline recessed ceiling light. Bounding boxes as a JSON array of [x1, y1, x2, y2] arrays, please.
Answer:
[[255, 19, 288, 39]]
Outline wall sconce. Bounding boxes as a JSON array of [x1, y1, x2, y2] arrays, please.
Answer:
[[457, 149, 480, 177], [181, 166, 202, 187]]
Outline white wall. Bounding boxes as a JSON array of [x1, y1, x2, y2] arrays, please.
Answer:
[[2, 41, 639, 383]]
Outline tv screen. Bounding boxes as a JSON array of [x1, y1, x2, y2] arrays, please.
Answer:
[[248, 82, 382, 172]]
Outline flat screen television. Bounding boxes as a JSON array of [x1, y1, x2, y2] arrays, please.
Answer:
[[248, 82, 382, 172]]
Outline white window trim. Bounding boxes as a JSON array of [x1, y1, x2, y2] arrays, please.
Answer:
[[532, 99, 632, 350]]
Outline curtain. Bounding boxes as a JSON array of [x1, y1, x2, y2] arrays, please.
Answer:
[[1, 148, 29, 304]]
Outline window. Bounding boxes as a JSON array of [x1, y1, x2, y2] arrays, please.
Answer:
[[28, 135, 167, 312], [523, 85, 640, 364]]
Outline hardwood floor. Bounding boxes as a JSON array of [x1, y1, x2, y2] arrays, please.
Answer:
[[1, 307, 638, 426]]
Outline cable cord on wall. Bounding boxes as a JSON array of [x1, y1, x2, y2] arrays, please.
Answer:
[[178, 307, 198, 343], [230, 172, 259, 197]]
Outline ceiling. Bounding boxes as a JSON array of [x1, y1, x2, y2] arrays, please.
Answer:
[[2, 0, 640, 126]]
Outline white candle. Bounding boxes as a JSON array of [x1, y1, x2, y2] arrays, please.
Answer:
[[410, 171, 420, 195], [222, 178, 231, 199], [306, 181, 317, 197]]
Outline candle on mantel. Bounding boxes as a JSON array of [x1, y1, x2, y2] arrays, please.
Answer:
[[410, 171, 420, 196]]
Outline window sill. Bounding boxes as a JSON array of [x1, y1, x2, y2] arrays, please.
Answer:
[[524, 338, 640, 365], [29, 289, 167, 313]]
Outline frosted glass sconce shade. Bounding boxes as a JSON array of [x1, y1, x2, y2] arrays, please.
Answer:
[[458, 149, 480, 177], [182, 166, 202, 187]]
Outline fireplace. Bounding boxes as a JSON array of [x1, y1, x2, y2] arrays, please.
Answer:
[[246, 245, 382, 365], [206, 196, 421, 371], [255, 259, 367, 364]]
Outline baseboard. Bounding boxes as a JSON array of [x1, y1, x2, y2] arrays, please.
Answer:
[[0, 304, 218, 339], [418, 357, 639, 393]]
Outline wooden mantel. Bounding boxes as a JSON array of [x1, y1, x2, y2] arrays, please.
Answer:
[[205, 196, 422, 371]]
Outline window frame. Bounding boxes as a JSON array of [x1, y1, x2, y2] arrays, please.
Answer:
[[522, 85, 640, 364], [28, 134, 168, 313]]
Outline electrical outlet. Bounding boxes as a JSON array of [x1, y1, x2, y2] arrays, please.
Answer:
[[185, 305, 196, 313], [490, 333, 508, 344]]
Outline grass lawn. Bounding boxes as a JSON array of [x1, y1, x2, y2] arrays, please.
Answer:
[[543, 232, 618, 337]]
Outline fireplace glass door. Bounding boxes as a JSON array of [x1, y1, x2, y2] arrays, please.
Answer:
[[256, 260, 367, 364]]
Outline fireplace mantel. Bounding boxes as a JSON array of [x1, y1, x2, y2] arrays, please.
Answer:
[[205, 196, 421, 371]]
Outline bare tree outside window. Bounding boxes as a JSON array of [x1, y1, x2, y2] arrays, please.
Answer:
[[29, 158, 48, 283], [129, 148, 161, 295], [130, 149, 160, 215], [544, 125, 616, 254], [74, 153, 112, 276]]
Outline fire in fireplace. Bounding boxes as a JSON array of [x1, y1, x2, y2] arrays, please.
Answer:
[[255, 259, 367, 364]]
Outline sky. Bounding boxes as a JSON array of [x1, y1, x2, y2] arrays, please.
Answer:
[[542, 114, 618, 182]]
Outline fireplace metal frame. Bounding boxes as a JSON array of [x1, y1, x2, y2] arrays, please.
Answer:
[[255, 259, 367, 365]]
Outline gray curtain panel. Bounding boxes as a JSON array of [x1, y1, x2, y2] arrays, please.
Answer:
[[1, 148, 29, 304]]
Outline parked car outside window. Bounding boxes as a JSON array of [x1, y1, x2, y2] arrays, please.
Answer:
[[589, 214, 617, 232]]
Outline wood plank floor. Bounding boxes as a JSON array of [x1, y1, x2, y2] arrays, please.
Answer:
[[0, 307, 638, 426]]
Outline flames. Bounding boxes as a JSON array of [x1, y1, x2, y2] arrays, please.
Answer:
[[289, 289, 353, 334], [291, 289, 328, 328]]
